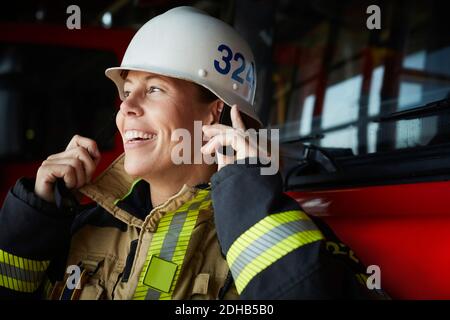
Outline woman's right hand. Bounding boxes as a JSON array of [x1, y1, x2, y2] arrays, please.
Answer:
[[35, 135, 101, 203]]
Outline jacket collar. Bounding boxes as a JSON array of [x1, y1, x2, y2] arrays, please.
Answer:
[[79, 153, 206, 231]]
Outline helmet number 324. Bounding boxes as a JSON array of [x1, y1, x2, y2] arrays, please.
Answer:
[[214, 43, 255, 90]]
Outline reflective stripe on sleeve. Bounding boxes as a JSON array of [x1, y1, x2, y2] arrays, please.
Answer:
[[226, 210, 324, 294], [0, 249, 50, 293]]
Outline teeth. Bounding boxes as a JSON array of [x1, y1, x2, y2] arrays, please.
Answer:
[[124, 130, 155, 141]]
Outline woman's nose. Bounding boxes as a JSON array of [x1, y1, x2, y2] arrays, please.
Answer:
[[120, 93, 144, 117]]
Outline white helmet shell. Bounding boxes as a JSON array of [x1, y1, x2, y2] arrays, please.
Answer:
[[105, 6, 261, 126]]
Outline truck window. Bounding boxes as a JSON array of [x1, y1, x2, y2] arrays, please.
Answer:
[[267, 1, 450, 189]]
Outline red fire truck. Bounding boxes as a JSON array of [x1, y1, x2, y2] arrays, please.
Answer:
[[1, 0, 449, 300]]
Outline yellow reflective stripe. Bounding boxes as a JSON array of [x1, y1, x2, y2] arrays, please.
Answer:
[[0, 273, 41, 293], [234, 229, 324, 293], [133, 210, 202, 300], [159, 208, 200, 300], [0, 249, 49, 293], [133, 212, 174, 300], [0, 249, 50, 272], [42, 277, 53, 299], [226, 210, 324, 294], [133, 189, 211, 300], [356, 273, 368, 286], [227, 210, 310, 266]]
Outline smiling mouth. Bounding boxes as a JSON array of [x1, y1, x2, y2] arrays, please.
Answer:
[[123, 130, 157, 143]]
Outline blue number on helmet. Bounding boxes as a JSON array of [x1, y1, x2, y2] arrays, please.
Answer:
[[214, 43, 254, 90], [246, 62, 255, 90], [231, 52, 245, 84], [214, 44, 233, 75]]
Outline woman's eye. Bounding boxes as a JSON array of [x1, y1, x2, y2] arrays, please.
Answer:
[[147, 86, 162, 94]]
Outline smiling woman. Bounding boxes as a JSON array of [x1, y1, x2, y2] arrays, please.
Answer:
[[114, 70, 224, 206], [0, 6, 387, 301]]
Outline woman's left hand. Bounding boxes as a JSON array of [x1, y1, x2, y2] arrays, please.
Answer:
[[201, 105, 265, 171]]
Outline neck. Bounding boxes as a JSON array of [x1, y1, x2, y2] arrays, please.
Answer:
[[145, 164, 217, 207]]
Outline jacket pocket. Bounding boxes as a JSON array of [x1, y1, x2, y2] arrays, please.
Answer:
[[79, 257, 123, 300], [190, 273, 211, 300]]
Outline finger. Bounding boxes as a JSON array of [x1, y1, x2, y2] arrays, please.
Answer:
[[230, 105, 246, 130], [66, 135, 101, 164], [203, 123, 233, 131], [47, 147, 97, 183], [200, 132, 238, 155], [71, 147, 96, 182], [40, 163, 78, 189], [44, 158, 85, 189], [201, 131, 259, 160], [202, 124, 234, 138], [43, 158, 86, 189], [201, 134, 223, 155], [63, 147, 97, 182], [201, 134, 237, 170]]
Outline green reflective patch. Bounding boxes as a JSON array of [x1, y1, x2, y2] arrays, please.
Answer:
[[143, 255, 178, 293]]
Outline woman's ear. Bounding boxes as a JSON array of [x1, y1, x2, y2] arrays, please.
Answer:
[[208, 100, 224, 125]]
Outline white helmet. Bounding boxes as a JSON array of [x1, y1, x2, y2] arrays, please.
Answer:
[[105, 6, 261, 127]]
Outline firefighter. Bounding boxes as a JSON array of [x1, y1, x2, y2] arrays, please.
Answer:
[[0, 6, 387, 299]]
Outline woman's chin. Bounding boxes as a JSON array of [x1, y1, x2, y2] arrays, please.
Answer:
[[124, 158, 152, 177], [123, 152, 174, 178]]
